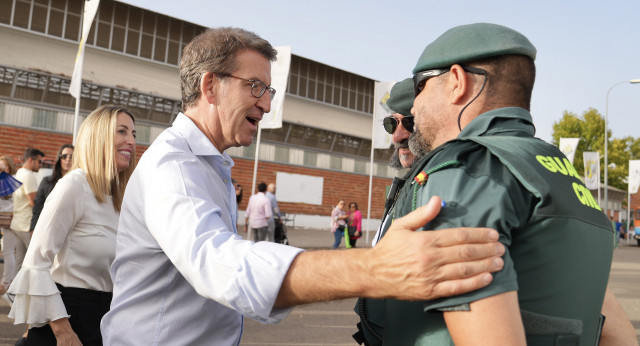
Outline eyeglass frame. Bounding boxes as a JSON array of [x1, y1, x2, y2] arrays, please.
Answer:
[[382, 115, 414, 134], [218, 73, 276, 99], [413, 66, 487, 96]]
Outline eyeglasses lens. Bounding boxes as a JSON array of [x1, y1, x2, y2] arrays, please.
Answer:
[[250, 80, 276, 99]]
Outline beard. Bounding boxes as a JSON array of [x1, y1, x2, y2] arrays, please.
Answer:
[[389, 140, 407, 169], [408, 128, 432, 159]]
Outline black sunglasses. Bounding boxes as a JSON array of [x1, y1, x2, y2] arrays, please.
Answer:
[[383, 116, 414, 134], [413, 66, 487, 96], [60, 154, 73, 160]]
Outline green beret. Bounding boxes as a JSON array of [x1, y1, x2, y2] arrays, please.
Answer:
[[386, 78, 414, 117], [412, 23, 536, 74]]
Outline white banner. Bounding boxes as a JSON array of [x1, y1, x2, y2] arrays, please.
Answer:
[[276, 172, 323, 205], [69, 0, 100, 99], [372, 81, 395, 149], [559, 138, 579, 164], [260, 46, 291, 129], [629, 160, 640, 194], [583, 151, 600, 190]]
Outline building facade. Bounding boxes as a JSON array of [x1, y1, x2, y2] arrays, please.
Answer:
[[0, 0, 397, 230]]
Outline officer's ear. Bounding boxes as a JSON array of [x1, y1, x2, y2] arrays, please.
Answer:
[[447, 64, 472, 105]]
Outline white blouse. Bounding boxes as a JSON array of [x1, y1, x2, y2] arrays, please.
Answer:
[[8, 168, 118, 327]]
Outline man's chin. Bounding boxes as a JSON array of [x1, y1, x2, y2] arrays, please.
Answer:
[[400, 156, 416, 168]]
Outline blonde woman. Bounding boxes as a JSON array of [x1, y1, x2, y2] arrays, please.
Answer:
[[8, 105, 136, 345], [0, 155, 18, 295]]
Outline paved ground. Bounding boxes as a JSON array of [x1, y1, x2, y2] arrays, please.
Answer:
[[0, 229, 638, 345]]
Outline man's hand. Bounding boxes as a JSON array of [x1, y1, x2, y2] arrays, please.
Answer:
[[275, 196, 504, 307], [363, 196, 504, 301]]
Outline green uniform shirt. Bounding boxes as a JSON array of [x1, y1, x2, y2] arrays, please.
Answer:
[[360, 107, 613, 346]]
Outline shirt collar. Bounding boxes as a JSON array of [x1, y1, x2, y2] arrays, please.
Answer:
[[173, 113, 234, 165], [458, 107, 536, 138]]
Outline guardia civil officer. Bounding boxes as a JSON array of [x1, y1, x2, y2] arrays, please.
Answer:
[[359, 23, 615, 346]]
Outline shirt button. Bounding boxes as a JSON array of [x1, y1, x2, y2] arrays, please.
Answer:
[[223, 161, 229, 166], [223, 179, 229, 184]]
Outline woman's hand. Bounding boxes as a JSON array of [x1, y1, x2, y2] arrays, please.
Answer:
[[50, 317, 83, 346]]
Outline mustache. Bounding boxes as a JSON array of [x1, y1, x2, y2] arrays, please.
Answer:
[[393, 139, 409, 150]]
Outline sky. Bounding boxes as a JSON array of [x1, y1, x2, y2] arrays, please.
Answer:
[[120, 0, 640, 143]]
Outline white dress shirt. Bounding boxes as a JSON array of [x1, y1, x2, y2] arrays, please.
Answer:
[[101, 113, 304, 346], [8, 169, 118, 326]]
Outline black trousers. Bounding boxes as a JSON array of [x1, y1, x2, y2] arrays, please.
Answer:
[[27, 284, 112, 346]]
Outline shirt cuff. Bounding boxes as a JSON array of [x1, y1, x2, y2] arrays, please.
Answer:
[[227, 241, 304, 324]]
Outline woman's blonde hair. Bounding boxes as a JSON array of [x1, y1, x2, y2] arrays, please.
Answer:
[[73, 105, 137, 212], [0, 156, 17, 175]]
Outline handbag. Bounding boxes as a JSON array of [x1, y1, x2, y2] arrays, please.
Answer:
[[347, 226, 358, 237], [0, 211, 13, 229]]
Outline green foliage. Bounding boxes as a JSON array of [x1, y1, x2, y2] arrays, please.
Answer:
[[551, 108, 640, 190]]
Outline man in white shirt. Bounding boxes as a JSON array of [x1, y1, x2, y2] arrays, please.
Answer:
[[9, 148, 44, 274], [245, 182, 272, 241], [102, 27, 506, 345], [265, 182, 280, 242]]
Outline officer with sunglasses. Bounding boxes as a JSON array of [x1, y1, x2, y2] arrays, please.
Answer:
[[382, 78, 416, 170], [356, 23, 625, 346]]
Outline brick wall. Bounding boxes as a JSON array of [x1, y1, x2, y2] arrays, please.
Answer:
[[0, 125, 148, 166], [232, 158, 392, 219], [1, 125, 393, 219]]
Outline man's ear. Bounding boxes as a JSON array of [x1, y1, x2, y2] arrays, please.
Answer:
[[200, 72, 218, 105], [447, 64, 471, 105]]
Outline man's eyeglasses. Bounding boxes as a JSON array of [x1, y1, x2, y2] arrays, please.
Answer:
[[412, 66, 486, 96], [383, 116, 414, 134], [60, 154, 73, 160], [221, 74, 276, 99]]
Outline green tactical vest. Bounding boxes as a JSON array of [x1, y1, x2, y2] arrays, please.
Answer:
[[356, 136, 612, 346]]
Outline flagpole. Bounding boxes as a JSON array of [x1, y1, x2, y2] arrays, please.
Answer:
[[251, 127, 261, 196], [248, 126, 262, 241], [73, 91, 81, 145], [69, 0, 100, 144], [366, 129, 375, 245]]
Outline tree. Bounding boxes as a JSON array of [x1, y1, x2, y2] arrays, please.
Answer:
[[551, 108, 640, 190]]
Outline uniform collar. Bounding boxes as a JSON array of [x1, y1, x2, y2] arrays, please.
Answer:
[[458, 107, 536, 138]]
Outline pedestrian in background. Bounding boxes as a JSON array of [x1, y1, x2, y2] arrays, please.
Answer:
[[4, 148, 44, 298], [330, 199, 348, 248], [266, 183, 281, 242], [346, 202, 362, 248], [0, 155, 18, 295], [245, 182, 272, 242], [30, 144, 74, 231]]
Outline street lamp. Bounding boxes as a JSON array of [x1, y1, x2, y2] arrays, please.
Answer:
[[604, 79, 640, 216]]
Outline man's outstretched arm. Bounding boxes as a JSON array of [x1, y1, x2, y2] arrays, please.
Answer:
[[275, 196, 505, 307]]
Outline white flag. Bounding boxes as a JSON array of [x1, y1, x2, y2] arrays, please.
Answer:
[[69, 0, 100, 99], [583, 151, 600, 190], [629, 160, 640, 194], [260, 46, 291, 129], [372, 81, 395, 149], [559, 138, 579, 164]]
